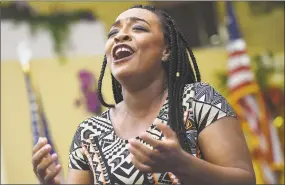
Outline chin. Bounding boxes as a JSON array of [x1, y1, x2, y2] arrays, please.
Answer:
[[112, 67, 135, 81], [111, 58, 137, 80]]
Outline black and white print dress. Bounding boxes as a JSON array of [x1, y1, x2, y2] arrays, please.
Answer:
[[68, 82, 237, 185]]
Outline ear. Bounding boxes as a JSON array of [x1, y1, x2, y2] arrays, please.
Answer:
[[161, 45, 170, 62]]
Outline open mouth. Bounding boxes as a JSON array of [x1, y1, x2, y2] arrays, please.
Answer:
[[112, 44, 135, 62]]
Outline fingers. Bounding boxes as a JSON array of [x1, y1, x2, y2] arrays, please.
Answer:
[[32, 144, 52, 171], [139, 133, 163, 150], [153, 120, 176, 139], [33, 151, 61, 184], [130, 154, 153, 173], [44, 164, 62, 184], [33, 137, 48, 155], [128, 139, 158, 166], [32, 137, 61, 184], [37, 153, 58, 178]]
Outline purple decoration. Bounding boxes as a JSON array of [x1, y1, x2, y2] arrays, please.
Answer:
[[77, 69, 101, 114]]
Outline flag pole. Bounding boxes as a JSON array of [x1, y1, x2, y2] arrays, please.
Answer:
[[17, 41, 63, 179], [17, 41, 41, 146]]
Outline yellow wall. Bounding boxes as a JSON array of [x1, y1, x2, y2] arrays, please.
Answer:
[[26, 2, 150, 32], [1, 56, 113, 183]]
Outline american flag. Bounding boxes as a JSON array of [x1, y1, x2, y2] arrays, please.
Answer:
[[225, 2, 283, 184]]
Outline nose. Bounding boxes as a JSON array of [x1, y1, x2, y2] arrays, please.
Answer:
[[114, 32, 131, 43]]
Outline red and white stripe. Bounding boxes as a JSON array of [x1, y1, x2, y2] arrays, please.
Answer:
[[241, 96, 268, 153], [227, 39, 255, 92], [241, 96, 278, 184]]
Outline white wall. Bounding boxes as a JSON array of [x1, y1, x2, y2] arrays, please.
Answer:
[[1, 20, 107, 61]]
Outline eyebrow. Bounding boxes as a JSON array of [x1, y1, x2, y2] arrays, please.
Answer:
[[111, 16, 151, 28]]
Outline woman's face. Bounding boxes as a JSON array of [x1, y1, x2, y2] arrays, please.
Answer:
[[105, 8, 168, 81]]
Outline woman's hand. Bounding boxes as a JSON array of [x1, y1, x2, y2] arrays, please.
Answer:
[[127, 119, 184, 173], [32, 137, 62, 184]]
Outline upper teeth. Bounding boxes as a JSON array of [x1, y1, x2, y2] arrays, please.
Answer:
[[115, 47, 132, 56]]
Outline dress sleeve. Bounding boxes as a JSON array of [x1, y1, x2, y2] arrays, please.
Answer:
[[68, 122, 90, 170], [191, 82, 237, 133]]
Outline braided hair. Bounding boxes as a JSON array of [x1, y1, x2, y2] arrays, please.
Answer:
[[97, 5, 201, 154]]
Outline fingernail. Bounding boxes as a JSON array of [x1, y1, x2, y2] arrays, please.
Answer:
[[45, 144, 51, 149], [56, 164, 61, 169], [51, 153, 58, 160], [52, 153, 57, 157]]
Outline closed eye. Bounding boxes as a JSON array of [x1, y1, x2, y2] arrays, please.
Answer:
[[107, 25, 148, 39], [133, 25, 149, 32], [107, 29, 118, 38]]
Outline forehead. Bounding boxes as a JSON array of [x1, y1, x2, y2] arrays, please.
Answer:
[[115, 8, 160, 24]]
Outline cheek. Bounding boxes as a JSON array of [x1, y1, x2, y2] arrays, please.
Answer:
[[139, 38, 164, 59], [142, 33, 164, 50]]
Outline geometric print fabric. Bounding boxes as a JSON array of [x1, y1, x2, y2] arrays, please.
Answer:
[[68, 82, 237, 184]]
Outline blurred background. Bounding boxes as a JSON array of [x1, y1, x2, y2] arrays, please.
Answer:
[[1, 1, 284, 184]]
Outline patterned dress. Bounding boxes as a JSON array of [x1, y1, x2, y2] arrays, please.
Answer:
[[68, 82, 237, 184]]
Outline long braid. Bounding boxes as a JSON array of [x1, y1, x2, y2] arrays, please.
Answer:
[[111, 75, 120, 104], [111, 74, 123, 103], [178, 31, 201, 82], [97, 55, 114, 108], [174, 32, 196, 151], [189, 49, 201, 82], [164, 14, 198, 82], [167, 25, 178, 134]]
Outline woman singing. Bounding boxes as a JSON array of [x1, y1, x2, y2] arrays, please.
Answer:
[[32, 5, 256, 185]]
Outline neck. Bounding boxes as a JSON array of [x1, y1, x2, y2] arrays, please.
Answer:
[[119, 75, 167, 118]]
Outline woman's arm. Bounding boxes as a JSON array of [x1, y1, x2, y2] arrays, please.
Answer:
[[173, 117, 256, 185], [66, 169, 92, 184]]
